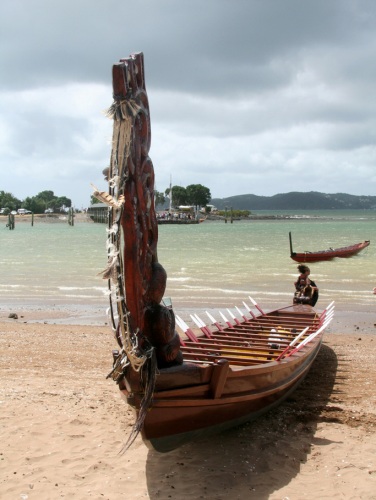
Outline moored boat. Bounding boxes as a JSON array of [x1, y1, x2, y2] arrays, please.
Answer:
[[96, 53, 334, 453], [289, 232, 370, 263], [157, 217, 200, 225]]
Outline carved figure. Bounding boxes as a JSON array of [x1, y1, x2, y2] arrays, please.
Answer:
[[99, 53, 182, 371]]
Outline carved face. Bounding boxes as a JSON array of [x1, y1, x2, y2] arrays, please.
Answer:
[[144, 262, 167, 304]]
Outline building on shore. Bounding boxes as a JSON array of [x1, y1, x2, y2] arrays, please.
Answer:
[[87, 203, 108, 223]]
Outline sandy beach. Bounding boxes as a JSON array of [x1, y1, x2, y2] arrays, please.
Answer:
[[1, 312, 375, 499]]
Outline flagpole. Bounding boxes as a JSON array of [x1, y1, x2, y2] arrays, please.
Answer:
[[169, 175, 172, 212]]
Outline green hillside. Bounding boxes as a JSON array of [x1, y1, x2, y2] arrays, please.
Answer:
[[210, 192, 376, 210]]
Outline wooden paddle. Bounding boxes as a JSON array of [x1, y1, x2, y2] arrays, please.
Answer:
[[206, 311, 224, 331], [275, 327, 309, 361], [286, 316, 333, 357], [249, 296, 266, 315], [175, 315, 199, 343]]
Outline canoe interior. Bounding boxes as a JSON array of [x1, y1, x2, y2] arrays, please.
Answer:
[[120, 304, 328, 452]]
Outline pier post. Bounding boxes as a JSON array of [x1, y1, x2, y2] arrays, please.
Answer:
[[68, 207, 75, 226], [7, 213, 15, 230]]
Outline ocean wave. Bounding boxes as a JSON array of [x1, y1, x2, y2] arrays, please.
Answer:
[[168, 277, 192, 282], [0, 284, 25, 289], [58, 286, 107, 292]]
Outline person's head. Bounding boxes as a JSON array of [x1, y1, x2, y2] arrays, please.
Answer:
[[298, 264, 310, 275]]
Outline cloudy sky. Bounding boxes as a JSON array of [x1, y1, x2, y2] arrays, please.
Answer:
[[1, 0, 375, 208]]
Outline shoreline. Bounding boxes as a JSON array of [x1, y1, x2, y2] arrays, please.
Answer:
[[0, 304, 376, 335], [0, 213, 93, 224], [1, 301, 375, 334], [1, 210, 374, 225]]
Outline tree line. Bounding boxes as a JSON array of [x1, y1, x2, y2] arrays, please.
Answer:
[[0, 190, 72, 214], [90, 183, 212, 209], [157, 184, 211, 208]]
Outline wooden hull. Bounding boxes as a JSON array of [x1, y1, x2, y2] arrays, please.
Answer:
[[120, 304, 327, 452], [290, 240, 370, 263]]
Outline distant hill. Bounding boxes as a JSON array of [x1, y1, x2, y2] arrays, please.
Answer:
[[210, 192, 376, 211]]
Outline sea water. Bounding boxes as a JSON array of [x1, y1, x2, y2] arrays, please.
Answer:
[[0, 220, 108, 321], [0, 210, 375, 323], [159, 211, 376, 315]]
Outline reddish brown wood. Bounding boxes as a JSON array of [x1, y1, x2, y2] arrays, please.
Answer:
[[291, 240, 370, 262], [106, 55, 329, 453], [110, 53, 182, 367]]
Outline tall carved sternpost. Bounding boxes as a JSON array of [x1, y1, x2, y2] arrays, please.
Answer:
[[102, 53, 182, 369]]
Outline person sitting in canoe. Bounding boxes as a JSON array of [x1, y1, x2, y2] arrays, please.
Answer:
[[294, 264, 319, 306]]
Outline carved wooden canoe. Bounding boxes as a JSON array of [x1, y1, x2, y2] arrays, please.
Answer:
[[289, 232, 370, 263], [98, 53, 334, 453], [117, 302, 332, 452]]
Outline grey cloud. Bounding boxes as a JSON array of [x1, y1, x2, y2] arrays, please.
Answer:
[[1, 0, 374, 94], [1, 0, 376, 205]]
